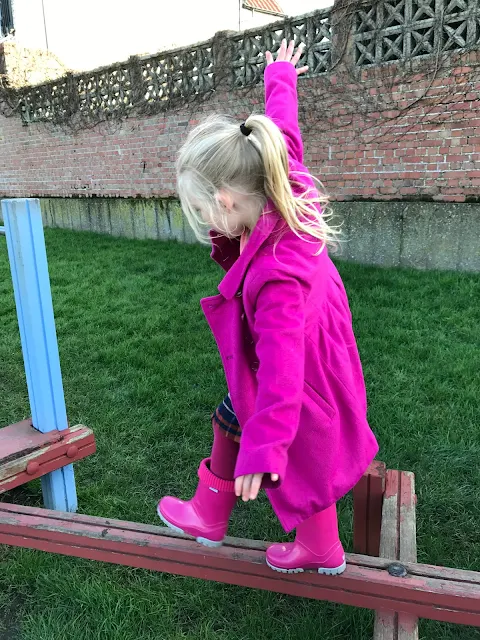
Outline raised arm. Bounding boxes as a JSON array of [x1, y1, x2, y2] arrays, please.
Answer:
[[264, 40, 308, 164]]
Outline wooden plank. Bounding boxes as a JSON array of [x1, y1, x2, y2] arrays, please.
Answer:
[[1, 502, 477, 583], [0, 422, 95, 494], [399, 472, 417, 566], [379, 470, 401, 560], [374, 470, 419, 640], [396, 471, 419, 640], [0, 419, 66, 462], [354, 461, 386, 556], [367, 463, 387, 556], [374, 611, 419, 640], [0, 502, 479, 627], [353, 472, 369, 554]]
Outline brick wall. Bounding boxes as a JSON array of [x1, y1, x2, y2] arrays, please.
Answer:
[[1, 59, 479, 203]]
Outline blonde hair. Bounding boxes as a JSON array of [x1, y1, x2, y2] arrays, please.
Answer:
[[176, 113, 339, 251]]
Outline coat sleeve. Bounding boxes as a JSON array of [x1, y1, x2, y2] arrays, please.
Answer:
[[264, 61, 303, 164], [234, 271, 306, 486]]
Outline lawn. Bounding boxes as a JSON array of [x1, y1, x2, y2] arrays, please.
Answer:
[[0, 228, 479, 640]]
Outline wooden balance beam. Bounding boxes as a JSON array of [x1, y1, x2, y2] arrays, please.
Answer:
[[0, 501, 479, 628]]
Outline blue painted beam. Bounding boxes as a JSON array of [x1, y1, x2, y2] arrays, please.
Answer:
[[1, 198, 78, 512]]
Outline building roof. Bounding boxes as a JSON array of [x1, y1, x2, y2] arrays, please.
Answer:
[[243, 0, 285, 17]]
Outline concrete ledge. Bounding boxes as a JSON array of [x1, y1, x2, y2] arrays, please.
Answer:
[[27, 197, 197, 245], [1, 198, 479, 272], [333, 201, 480, 272]]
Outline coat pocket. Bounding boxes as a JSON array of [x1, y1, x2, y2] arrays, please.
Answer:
[[304, 380, 336, 420]]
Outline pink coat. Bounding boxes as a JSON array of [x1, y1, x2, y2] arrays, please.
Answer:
[[201, 62, 378, 533]]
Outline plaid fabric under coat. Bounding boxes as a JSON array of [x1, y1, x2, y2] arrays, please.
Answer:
[[213, 393, 242, 442]]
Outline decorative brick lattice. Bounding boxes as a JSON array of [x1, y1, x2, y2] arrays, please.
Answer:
[[143, 44, 214, 104], [22, 78, 70, 122], [231, 10, 331, 87], [77, 66, 134, 118], [22, 44, 214, 123], [354, 0, 480, 66]]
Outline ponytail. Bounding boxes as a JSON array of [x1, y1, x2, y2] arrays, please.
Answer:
[[244, 114, 339, 252]]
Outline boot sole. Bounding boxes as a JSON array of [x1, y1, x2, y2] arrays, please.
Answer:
[[266, 558, 347, 575], [157, 504, 224, 548]]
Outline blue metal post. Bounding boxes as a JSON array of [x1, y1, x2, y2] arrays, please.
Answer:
[[1, 198, 78, 512]]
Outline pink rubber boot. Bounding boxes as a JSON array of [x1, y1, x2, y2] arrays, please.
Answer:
[[266, 503, 346, 575], [157, 458, 237, 548]]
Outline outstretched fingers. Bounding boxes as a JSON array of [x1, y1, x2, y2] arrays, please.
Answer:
[[277, 38, 288, 61], [296, 65, 309, 75], [291, 41, 306, 66], [285, 39, 295, 61], [265, 39, 308, 74]]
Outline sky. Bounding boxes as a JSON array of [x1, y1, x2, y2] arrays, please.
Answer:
[[14, 0, 333, 71]]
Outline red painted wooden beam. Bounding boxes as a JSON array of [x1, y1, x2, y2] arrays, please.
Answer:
[[0, 420, 95, 493], [0, 502, 479, 627]]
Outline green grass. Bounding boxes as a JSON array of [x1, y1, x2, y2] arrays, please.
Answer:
[[1, 228, 479, 640]]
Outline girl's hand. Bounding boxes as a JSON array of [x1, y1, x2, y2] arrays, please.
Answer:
[[235, 473, 280, 502], [265, 39, 308, 75]]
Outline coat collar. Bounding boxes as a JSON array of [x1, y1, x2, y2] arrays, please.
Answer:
[[216, 205, 281, 300]]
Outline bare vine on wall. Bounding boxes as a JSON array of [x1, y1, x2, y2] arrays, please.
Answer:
[[296, 0, 480, 144], [0, 75, 21, 118], [0, 0, 479, 141]]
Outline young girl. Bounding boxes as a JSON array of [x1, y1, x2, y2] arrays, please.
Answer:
[[158, 39, 379, 575]]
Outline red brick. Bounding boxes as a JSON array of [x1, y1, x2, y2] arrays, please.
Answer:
[[433, 194, 466, 202], [424, 155, 445, 163], [404, 156, 425, 164]]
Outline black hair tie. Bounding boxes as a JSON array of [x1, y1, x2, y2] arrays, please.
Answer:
[[240, 122, 252, 137]]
